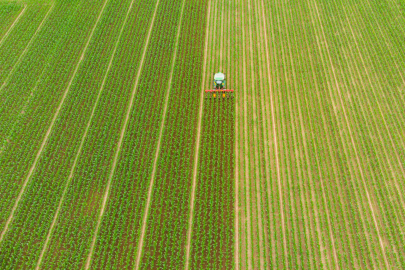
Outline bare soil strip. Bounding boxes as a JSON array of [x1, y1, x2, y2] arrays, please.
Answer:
[[82, 1, 161, 269], [258, 0, 287, 266], [34, 0, 136, 268], [309, 0, 389, 268], [0, 0, 102, 244], [0, 4, 27, 47], [133, 0, 186, 268], [0, 4, 53, 93], [183, 2, 211, 269]]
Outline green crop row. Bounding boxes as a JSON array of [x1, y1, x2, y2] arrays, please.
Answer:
[[0, 0, 125, 268], [0, 4, 48, 84], [0, 2, 23, 38]]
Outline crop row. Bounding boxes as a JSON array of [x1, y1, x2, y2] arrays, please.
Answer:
[[136, 0, 208, 268], [0, 4, 47, 85], [0, 0, 96, 233], [88, 0, 186, 268], [0, 3, 23, 38], [0, 0, 127, 268], [188, 0, 235, 268]]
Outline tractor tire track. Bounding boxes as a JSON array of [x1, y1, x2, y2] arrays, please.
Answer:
[[34, 0, 136, 268], [0, 3, 53, 94], [308, 0, 389, 268], [132, 0, 186, 268], [0, 3, 27, 47], [81, 1, 161, 269], [258, 0, 287, 267], [184, 1, 210, 269], [0, 0, 104, 244]]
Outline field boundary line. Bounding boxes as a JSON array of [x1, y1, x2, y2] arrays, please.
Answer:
[[133, 0, 186, 268], [259, 0, 287, 267], [34, 1, 136, 268], [183, 1, 210, 269], [309, 0, 389, 268], [0, 3, 27, 47], [83, 1, 161, 269], [0, 3, 54, 94]]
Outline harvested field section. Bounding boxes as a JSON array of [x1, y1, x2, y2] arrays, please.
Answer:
[[0, 1, 133, 268]]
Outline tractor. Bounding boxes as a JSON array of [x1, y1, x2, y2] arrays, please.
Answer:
[[205, 72, 234, 99]]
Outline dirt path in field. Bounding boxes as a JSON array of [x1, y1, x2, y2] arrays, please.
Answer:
[[258, 0, 287, 267], [133, 0, 186, 268], [0, 4, 54, 93], [34, 1, 137, 268], [183, 2, 211, 269], [0, 4, 27, 47], [308, 0, 389, 268]]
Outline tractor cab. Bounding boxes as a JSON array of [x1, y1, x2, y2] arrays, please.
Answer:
[[214, 72, 226, 89]]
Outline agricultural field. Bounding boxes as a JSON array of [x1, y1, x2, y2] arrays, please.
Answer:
[[0, 0, 404, 269]]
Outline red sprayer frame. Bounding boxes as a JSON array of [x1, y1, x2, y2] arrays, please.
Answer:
[[205, 89, 234, 93]]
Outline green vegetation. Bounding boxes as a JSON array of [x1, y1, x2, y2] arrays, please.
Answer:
[[1, 0, 405, 269]]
